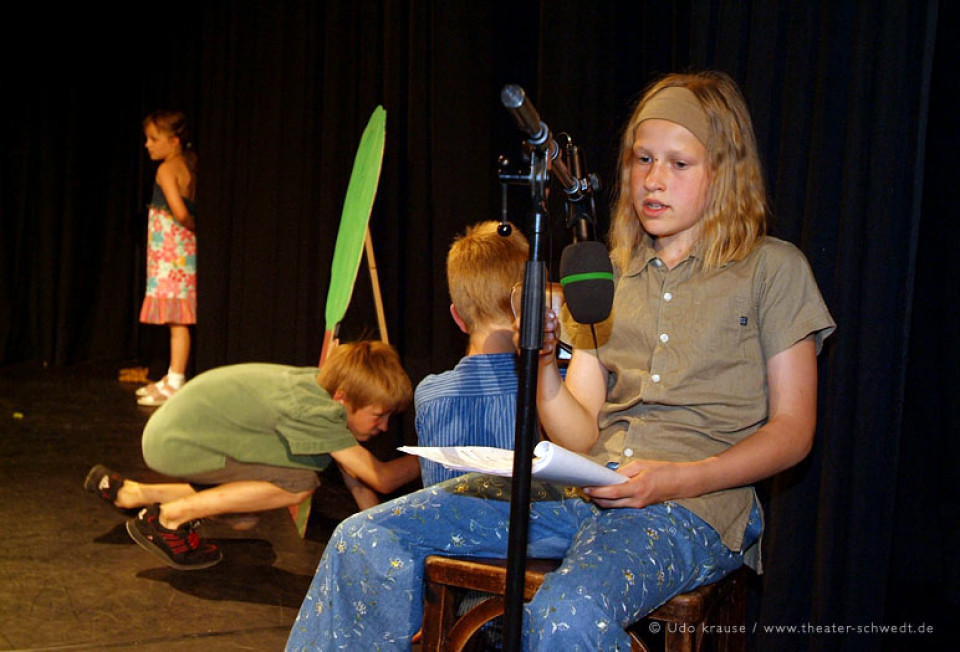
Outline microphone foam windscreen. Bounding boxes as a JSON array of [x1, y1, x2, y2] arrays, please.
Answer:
[[559, 241, 614, 324]]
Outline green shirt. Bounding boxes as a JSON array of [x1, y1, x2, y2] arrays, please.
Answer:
[[142, 363, 357, 477], [565, 236, 835, 566]]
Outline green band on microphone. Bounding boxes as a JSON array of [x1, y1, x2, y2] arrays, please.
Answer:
[[560, 271, 615, 286]]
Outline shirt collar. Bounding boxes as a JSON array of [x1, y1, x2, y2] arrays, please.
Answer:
[[623, 235, 701, 276]]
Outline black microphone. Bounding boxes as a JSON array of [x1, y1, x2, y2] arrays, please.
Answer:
[[559, 241, 614, 324]]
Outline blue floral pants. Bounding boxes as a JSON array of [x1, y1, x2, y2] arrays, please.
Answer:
[[287, 474, 760, 651]]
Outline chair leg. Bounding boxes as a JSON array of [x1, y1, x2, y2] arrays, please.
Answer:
[[629, 629, 652, 652], [663, 626, 696, 652], [422, 580, 458, 651], [716, 568, 747, 652], [447, 596, 506, 651]]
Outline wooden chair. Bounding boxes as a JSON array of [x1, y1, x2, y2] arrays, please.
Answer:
[[422, 556, 748, 651]]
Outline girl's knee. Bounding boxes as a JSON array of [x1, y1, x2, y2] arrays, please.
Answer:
[[526, 593, 630, 650]]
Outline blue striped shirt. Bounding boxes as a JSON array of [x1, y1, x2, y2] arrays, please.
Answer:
[[414, 353, 519, 486]]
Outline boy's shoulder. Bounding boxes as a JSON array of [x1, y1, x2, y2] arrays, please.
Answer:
[[415, 353, 518, 406]]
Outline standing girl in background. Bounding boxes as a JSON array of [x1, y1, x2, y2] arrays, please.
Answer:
[[137, 110, 197, 407]]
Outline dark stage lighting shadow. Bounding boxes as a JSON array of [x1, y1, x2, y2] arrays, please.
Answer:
[[93, 521, 139, 545], [135, 539, 314, 608]]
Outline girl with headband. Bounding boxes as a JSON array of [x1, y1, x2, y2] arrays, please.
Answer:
[[288, 71, 835, 649]]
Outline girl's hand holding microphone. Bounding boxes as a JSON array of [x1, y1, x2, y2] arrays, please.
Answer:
[[510, 281, 564, 366]]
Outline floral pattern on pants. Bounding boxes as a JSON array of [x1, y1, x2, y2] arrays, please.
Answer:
[[287, 474, 759, 651]]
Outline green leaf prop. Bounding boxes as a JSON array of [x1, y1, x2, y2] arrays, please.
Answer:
[[324, 106, 387, 338]]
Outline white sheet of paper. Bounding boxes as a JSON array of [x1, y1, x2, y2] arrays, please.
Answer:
[[399, 441, 626, 487]]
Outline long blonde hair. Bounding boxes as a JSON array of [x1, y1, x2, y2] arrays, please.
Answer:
[[609, 71, 767, 271]]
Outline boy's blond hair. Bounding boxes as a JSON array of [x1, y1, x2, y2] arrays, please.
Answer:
[[446, 221, 529, 332], [317, 341, 412, 412], [609, 71, 767, 271]]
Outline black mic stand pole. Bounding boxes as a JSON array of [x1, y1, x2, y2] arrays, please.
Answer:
[[500, 143, 548, 652], [498, 85, 601, 650]]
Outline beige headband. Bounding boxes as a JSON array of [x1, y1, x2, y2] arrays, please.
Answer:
[[635, 86, 710, 146]]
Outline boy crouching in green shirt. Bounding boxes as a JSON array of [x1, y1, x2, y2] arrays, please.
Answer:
[[84, 341, 420, 570]]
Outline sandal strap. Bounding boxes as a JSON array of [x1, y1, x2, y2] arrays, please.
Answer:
[[84, 465, 125, 504], [155, 379, 178, 397]]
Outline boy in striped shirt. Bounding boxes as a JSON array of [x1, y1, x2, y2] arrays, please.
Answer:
[[414, 220, 529, 486]]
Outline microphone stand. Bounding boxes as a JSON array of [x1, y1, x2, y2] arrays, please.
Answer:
[[497, 86, 599, 651], [498, 144, 547, 652]]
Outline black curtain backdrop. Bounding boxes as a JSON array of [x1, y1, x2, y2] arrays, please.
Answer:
[[2, 1, 955, 649]]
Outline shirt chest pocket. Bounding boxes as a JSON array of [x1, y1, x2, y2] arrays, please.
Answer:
[[687, 294, 758, 364]]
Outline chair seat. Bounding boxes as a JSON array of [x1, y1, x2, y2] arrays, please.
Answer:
[[422, 555, 748, 651]]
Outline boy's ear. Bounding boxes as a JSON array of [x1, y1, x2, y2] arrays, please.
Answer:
[[332, 389, 357, 416], [450, 303, 469, 334]]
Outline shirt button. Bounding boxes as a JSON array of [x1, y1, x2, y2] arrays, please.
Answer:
[[663, 292, 673, 301], [659, 333, 669, 343], [651, 374, 661, 383], [623, 448, 634, 457]]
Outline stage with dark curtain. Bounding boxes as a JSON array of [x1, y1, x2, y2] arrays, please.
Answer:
[[2, 1, 956, 649]]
